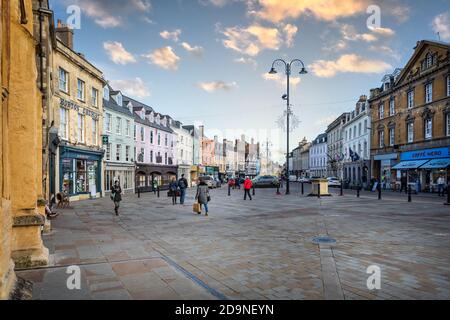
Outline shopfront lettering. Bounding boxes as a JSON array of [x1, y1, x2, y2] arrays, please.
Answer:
[[59, 97, 99, 120], [401, 147, 450, 161]]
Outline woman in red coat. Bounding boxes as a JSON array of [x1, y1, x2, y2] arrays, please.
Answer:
[[243, 176, 253, 200]]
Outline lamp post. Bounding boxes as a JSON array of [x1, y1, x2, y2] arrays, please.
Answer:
[[268, 59, 307, 195]]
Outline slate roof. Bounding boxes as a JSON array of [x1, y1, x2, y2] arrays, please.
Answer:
[[103, 97, 133, 117]]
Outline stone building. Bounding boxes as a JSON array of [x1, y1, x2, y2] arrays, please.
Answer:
[[370, 40, 450, 191], [300, 142, 311, 178], [342, 95, 371, 188], [223, 139, 237, 177], [172, 120, 193, 186], [102, 85, 135, 194], [51, 21, 105, 200], [309, 133, 327, 178], [182, 124, 201, 185], [326, 113, 349, 179], [245, 138, 260, 177], [1, 0, 49, 298]]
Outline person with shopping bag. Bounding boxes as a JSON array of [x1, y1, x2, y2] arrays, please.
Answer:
[[195, 179, 210, 216]]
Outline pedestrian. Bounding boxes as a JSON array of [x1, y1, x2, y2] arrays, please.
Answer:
[[437, 175, 445, 197], [111, 180, 122, 216], [153, 179, 158, 194], [169, 177, 178, 205], [195, 180, 210, 216], [400, 173, 407, 194], [228, 177, 235, 190], [235, 176, 241, 189], [178, 174, 188, 205], [243, 176, 253, 201]]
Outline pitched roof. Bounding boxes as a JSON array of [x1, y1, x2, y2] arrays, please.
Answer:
[[103, 98, 133, 117]]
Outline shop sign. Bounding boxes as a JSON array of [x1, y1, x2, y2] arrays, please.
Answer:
[[102, 135, 109, 145], [60, 97, 100, 120], [401, 147, 450, 161]]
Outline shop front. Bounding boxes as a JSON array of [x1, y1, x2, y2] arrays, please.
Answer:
[[343, 160, 370, 189], [59, 145, 104, 200], [178, 164, 191, 187], [135, 164, 178, 192], [393, 147, 450, 192], [372, 153, 399, 190], [104, 164, 135, 194]]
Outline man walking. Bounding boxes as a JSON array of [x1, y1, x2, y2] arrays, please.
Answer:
[[243, 176, 253, 201], [400, 173, 407, 194], [178, 174, 188, 204], [437, 175, 445, 197]]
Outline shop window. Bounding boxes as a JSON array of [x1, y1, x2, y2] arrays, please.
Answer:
[[60, 107, 68, 139], [138, 175, 146, 187], [424, 118, 433, 139], [61, 159, 74, 194]]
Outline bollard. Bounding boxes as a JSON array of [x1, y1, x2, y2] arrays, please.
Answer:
[[301, 182, 304, 195], [252, 186, 255, 196], [228, 185, 231, 196], [378, 184, 382, 200], [318, 183, 321, 199], [445, 186, 450, 205], [157, 186, 160, 198], [138, 187, 141, 198], [408, 185, 412, 202], [357, 187, 360, 198], [340, 180, 344, 196]]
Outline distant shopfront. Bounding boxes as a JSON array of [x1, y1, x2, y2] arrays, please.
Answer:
[[135, 164, 178, 192], [59, 145, 104, 199], [372, 153, 399, 189], [392, 147, 450, 192]]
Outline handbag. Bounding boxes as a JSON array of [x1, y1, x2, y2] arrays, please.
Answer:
[[110, 192, 115, 201], [207, 195, 211, 202], [193, 202, 200, 213]]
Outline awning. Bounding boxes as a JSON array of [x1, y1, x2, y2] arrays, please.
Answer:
[[392, 160, 430, 170], [419, 158, 450, 169]]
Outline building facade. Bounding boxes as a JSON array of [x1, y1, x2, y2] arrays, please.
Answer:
[[1, 0, 50, 298], [127, 96, 177, 191], [182, 124, 201, 185], [326, 113, 349, 179], [309, 133, 328, 178], [102, 86, 135, 194], [342, 95, 371, 188], [300, 142, 311, 178], [370, 40, 450, 191], [235, 135, 246, 176], [245, 138, 260, 177], [172, 121, 193, 186], [223, 139, 236, 177]]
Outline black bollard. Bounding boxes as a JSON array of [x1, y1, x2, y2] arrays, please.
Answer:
[[228, 185, 231, 196], [445, 186, 450, 205], [408, 185, 412, 202], [357, 187, 360, 198], [340, 180, 344, 196], [301, 182, 304, 195], [318, 183, 321, 199], [252, 186, 255, 196], [138, 187, 141, 198], [157, 186, 160, 198], [378, 184, 382, 200]]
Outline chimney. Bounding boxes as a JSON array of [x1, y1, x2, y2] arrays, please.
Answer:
[[56, 19, 74, 49]]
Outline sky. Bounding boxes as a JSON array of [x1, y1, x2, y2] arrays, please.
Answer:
[[50, 0, 450, 162]]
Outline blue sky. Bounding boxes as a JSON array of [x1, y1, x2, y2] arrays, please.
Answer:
[[50, 0, 450, 162]]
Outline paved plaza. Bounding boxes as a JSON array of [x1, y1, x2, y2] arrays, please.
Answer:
[[17, 184, 450, 300]]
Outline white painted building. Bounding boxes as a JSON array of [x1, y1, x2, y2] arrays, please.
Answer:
[[342, 95, 371, 188], [171, 120, 193, 186], [309, 133, 327, 178]]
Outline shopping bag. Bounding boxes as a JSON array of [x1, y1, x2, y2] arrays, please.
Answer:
[[193, 202, 200, 213]]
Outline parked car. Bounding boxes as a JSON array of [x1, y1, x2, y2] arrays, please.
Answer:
[[289, 175, 298, 182], [327, 177, 341, 187], [199, 176, 215, 188], [298, 177, 311, 183], [252, 175, 280, 188], [212, 177, 222, 188]]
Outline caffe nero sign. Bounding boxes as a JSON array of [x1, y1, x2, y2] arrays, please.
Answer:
[[401, 147, 450, 161], [60, 97, 100, 120]]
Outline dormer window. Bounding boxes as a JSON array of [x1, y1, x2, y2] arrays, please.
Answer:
[[384, 82, 390, 91], [115, 93, 123, 106]]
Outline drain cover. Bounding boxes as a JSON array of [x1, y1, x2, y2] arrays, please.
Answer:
[[312, 236, 336, 244]]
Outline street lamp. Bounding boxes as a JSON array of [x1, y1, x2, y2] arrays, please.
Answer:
[[268, 59, 307, 195]]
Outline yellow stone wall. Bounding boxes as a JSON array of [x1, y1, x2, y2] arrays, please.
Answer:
[[51, 40, 105, 198], [1, 1, 48, 299]]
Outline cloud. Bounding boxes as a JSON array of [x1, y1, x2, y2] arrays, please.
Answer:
[[199, 0, 231, 7], [249, 0, 370, 23], [234, 57, 258, 68], [314, 115, 339, 126], [197, 81, 237, 92], [181, 42, 204, 57], [283, 24, 298, 47], [309, 54, 392, 78], [110, 78, 151, 98], [262, 73, 301, 88], [341, 24, 377, 42], [368, 26, 395, 37], [160, 29, 182, 42], [432, 12, 450, 40], [220, 23, 296, 56], [369, 45, 400, 61], [103, 41, 136, 65], [68, 0, 151, 28], [142, 46, 181, 70]]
